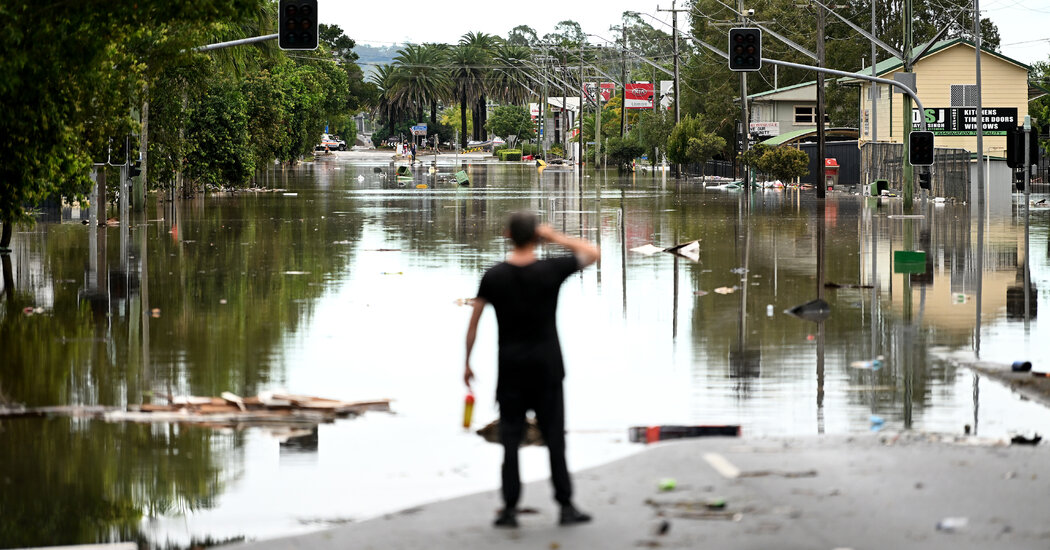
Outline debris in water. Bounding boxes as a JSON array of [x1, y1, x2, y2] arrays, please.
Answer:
[[849, 356, 884, 370], [785, 299, 830, 322], [713, 286, 737, 295], [1010, 434, 1042, 446], [455, 298, 476, 307], [936, 517, 968, 533], [693, 290, 709, 297], [476, 418, 545, 447], [151, 308, 161, 318], [630, 240, 701, 262]]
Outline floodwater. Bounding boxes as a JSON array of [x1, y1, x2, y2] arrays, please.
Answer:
[[2, 158, 1048, 548]]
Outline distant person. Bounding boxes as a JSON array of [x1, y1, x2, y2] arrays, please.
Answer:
[[411, 142, 417, 163], [464, 211, 600, 528]]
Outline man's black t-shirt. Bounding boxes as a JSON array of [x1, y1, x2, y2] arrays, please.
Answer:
[[477, 255, 580, 398]]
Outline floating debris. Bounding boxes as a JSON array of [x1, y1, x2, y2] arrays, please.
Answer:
[[476, 418, 545, 447], [630, 240, 701, 262], [785, 299, 830, 322], [454, 298, 476, 307], [713, 286, 737, 295], [0, 392, 391, 429]]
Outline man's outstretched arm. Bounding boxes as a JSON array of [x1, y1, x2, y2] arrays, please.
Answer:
[[536, 224, 600, 268], [464, 297, 487, 389]]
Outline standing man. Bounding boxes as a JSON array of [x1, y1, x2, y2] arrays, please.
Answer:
[[465, 211, 600, 528]]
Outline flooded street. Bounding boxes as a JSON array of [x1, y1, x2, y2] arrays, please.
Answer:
[[2, 157, 1049, 547]]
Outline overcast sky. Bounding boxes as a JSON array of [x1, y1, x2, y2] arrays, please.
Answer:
[[319, 0, 1049, 66]]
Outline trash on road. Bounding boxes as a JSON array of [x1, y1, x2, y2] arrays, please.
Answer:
[[738, 469, 817, 479], [785, 299, 831, 322], [705, 498, 727, 510], [1012, 361, 1032, 372], [658, 478, 677, 491], [455, 170, 470, 185], [936, 517, 968, 532], [476, 418, 545, 447], [1010, 434, 1042, 445], [629, 425, 741, 444]]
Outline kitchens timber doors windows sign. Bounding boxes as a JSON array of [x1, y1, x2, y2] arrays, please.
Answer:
[[912, 107, 1018, 136]]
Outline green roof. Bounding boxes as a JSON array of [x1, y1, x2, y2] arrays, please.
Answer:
[[759, 127, 859, 146], [748, 80, 815, 100], [844, 38, 1030, 82]]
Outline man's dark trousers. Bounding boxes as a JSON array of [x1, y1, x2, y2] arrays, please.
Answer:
[[498, 383, 571, 509]]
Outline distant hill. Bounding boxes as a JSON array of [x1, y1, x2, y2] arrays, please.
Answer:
[[353, 43, 400, 78]]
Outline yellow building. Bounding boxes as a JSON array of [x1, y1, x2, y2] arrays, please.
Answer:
[[852, 38, 1030, 159]]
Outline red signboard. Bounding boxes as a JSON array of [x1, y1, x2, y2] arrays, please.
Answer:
[[625, 83, 654, 109], [584, 82, 615, 102]]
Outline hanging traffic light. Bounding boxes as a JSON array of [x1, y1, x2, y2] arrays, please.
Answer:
[[909, 131, 934, 166], [279, 1, 318, 50], [728, 28, 762, 72]]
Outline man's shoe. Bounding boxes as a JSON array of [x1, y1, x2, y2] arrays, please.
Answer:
[[494, 509, 518, 528], [559, 505, 592, 526]]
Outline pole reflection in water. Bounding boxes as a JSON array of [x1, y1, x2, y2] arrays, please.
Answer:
[[816, 199, 826, 434], [620, 188, 626, 318]]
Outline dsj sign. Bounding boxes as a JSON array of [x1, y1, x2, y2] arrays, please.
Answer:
[[911, 107, 1017, 136]]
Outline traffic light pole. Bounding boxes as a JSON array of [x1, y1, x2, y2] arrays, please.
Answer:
[[195, 33, 279, 52]]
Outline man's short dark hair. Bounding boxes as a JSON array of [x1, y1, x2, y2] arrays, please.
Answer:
[[508, 211, 538, 247]]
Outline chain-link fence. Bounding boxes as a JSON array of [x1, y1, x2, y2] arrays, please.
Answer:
[[861, 142, 970, 199]]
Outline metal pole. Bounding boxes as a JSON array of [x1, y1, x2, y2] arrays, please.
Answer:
[[579, 46, 585, 165], [871, 0, 878, 144], [816, 3, 826, 198], [902, 0, 914, 210], [739, 0, 749, 188], [195, 33, 278, 52], [974, 0, 985, 353], [1024, 115, 1031, 324]]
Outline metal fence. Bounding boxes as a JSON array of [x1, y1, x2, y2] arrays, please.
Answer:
[[861, 142, 970, 200], [684, 159, 735, 179]]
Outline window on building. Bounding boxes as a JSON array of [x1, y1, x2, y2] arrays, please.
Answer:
[[795, 106, 815, 124], [951, 84, 978, 107]]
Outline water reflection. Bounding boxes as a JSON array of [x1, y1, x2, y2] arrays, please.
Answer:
[[1, 161, 1048, 547]]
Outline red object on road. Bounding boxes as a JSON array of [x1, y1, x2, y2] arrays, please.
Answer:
[[629, 425, 742, 444]]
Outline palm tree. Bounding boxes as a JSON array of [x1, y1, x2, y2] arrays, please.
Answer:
[[458, 32, 499, 141], [491, 44, 534, 107], [447, 44, 487, 148], [390, 43, 451, 125], [369, 63, 397, 130]]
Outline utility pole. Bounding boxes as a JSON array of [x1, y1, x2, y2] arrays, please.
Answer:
[[579, 45, 585, 165], [870, 0, 878, 144], [562, 50, 568, 157], [974, 0, 986, 351], [902, 0, 915, 210], [658, 1, 686, 176], [620, 24, 628, 138], [816, 2, 826, 199], [739, 0, 750, 188]]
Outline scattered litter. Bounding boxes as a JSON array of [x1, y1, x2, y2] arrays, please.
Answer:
[[476, 418, 545, 447], [713, 286, 737, 295], [1010, 434, 1042, 446], [658, 478, 677, 491], [455, 298, 476, 307], [936, 517, 968, 533], [673, 510, 742, 521], [766, 304, 774, 316], [1011, 361, 1032, 372], [282, 193, 298, 197], [455, 170, 470, 185], [151, 308, 161, 318], [656, 519, 671, 535], [870, 415, 885, 426], [1032, 371, 1050, 378], [705, 498, 727, 510], [785, 299, 830, 322], [645, 499, 744, 521], [415, 184, 428, 189], [730, 267, 748, 275], [693, 290, 709, 297], [631, 244, 665, 255], [849, 356, 885, 370], [629, 425, 741, 444]]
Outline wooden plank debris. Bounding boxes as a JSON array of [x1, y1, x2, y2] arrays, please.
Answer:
[[0, 393, 392, 429]]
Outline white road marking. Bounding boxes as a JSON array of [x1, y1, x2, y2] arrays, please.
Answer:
[[703, 452, 741, 479]]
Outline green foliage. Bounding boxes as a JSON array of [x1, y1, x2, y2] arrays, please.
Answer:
[[605, 137, 646, 169], [756, 146, 810, 182], [185, 80, 253, 189], [666, 115, 725, 167], [487, 105, 535, 143], [548, 144, 566, 159], [498, 149, 523, 161], [630, 109, 676, 166]]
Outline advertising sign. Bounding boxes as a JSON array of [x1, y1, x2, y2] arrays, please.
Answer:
[[659, 80, 674, 110], [583, 82, 615, 102], [625, 83, 655, 109], [749, 121, 780, 137], [911, 107, 1017, 136]]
